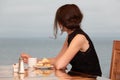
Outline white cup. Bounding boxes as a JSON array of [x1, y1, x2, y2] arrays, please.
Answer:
[[13, 63, 19, 73], [28, 58, 37, 68]]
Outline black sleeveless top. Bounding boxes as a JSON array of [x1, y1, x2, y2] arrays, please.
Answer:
[[68, 29, 102, 76]]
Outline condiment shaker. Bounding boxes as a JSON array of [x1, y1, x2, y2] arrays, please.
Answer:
[[18, 57, 25, 74]]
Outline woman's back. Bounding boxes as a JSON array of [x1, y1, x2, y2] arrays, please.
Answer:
[[68, 29, 102, 76]]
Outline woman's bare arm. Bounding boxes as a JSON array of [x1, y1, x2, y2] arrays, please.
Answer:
[[54, 34, 89, 69]]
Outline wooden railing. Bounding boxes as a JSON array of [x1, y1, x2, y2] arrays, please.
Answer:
[[110, 40, 120, 80]]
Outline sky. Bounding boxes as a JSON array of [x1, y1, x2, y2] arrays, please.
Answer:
[[0, 0, 120, 38]]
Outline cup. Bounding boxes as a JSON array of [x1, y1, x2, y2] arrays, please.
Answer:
[[13, 63, 19, 73], [28, 58, 37, 68]]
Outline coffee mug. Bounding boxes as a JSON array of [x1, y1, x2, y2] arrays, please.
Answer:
[[28, 58, 37, 68]]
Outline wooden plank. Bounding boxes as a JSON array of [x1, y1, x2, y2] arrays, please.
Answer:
[[109, 40, 120, 80]]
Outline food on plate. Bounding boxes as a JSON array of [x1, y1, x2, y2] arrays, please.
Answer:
[[35, 58, 53, 68], [42, 58, 50, 63]]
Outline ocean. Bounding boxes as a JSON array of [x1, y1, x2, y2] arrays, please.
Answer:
[[0, 37, 119, 77]]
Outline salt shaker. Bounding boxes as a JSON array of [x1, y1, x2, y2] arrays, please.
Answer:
[[18, 57, 25, 74]]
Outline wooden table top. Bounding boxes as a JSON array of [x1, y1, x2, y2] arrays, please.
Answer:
[[0, 65, 110, 80]]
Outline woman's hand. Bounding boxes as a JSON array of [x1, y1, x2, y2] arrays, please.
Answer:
[[21, 52, 31, 64]]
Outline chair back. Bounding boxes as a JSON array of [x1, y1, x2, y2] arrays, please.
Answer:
[[110, 40, 120, 80]]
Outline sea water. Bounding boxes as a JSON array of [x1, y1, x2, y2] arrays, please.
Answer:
[[0, 37, 119, 77]]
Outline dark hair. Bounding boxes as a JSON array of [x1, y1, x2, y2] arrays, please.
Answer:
[[54, 4, 83, 38]]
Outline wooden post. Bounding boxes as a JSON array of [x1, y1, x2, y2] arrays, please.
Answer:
[[109, 40, 120, 80]]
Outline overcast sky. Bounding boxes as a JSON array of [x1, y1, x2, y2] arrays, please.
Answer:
[[0, 0, 120, 38]]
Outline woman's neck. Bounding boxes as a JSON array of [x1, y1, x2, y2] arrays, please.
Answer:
[[67, 30, 74, 35]]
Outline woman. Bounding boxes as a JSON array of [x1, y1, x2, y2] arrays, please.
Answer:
[[21, 4, 102, 76]]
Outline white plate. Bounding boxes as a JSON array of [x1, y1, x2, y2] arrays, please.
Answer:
[[34, 65, 54, 70]]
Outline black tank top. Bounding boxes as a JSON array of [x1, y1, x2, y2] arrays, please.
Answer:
[[68, 29, 102, 76]]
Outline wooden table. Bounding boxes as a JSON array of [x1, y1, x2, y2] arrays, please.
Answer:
[[0, 65, 110, 80]]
